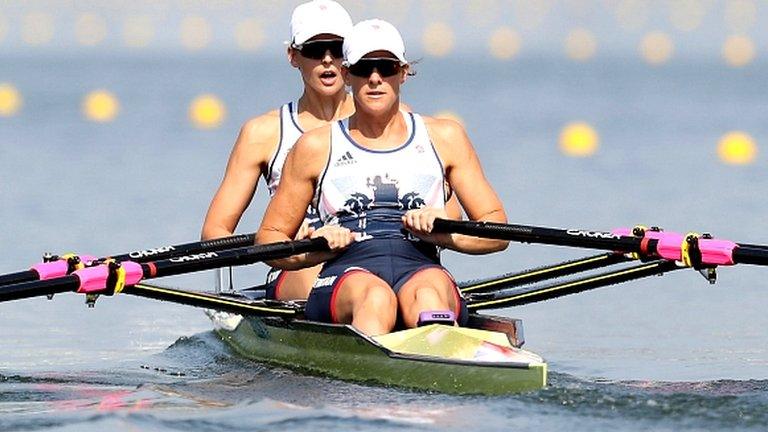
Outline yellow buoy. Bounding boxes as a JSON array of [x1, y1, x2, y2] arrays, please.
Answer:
[[717, 131, 757, 165], [422, 22, 454, 57], [564, 28, 597, 62], [722, 35, 755, 67], [639, 31, 674, 65], [559, 122, 599, 157], [83, 90, 119, 123], [123, 16, 155, 48], [75, 13, 107, 47], [180, 16, 211, 51], [22, 12, 54, 46], [189, 94, 226, 129], [489, 27, 522, 60], [0, 83, 22, 116], [234, 18, 265, 52], [0, 14, 8, 44]]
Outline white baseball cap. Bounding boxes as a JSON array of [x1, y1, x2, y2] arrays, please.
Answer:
[[343, 19, 407, 66], [290, 0, 353, 46]]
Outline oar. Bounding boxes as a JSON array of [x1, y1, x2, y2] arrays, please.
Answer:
[[0, 233, 257, 287], [0, 238, 328, 304], [432, 219, 768, 267], [459, 252, 631, 294], [125, 283, 300, 317], [467, 259, 682, 310]]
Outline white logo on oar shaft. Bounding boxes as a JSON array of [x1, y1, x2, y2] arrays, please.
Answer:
[[129, 246, 176, 259], [565, 230, 620, 239], [169, 252, 219, 263]]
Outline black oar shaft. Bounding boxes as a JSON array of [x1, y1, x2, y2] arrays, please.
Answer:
[[0, 238, 328, 304], [143, 238, 326, 278], [0, 233, 257, 287], [109, 233, 256, 262], [434, 219, 644, 253], [0, 276, 80, 302], [733, 246, 768, 266], [0, 270, 39, 287]]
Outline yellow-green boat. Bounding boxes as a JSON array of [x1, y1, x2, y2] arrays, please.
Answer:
[[208, 307, 546, 395]]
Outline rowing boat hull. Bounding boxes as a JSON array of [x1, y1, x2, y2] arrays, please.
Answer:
[[210, 313, 547, 395]]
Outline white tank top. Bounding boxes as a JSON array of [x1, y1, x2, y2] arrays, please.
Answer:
[[264, 101, 303, 196], [314, 111, 446, 240]]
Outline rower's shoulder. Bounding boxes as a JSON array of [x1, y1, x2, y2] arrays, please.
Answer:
[[420, 115, 468, 143], [227, 109, 283, 164], [240, 109, 281, 142], [285, 125, 332, 176], [294, 124, 333, 152]]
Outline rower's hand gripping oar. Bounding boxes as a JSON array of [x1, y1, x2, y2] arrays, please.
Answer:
[[0, 238, 329, 305], [0, 233, 257, 288], [431, 218, 768, 268]]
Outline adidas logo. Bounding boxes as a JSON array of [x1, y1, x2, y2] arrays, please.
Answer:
[[334, 151, 357, 167]]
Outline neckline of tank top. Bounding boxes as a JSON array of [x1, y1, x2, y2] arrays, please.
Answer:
[[338, 110, 416, 154], [288, 93, 355, 134]]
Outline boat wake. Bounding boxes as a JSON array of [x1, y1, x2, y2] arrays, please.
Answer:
[[2, 332, 767, 431], [517, 372, 768, 430]]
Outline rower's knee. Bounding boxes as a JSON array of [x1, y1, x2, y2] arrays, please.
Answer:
[[353, 284, 397, 335], [413, 285, 443, 305], [399, 281, 457, 328], [359, 284, 397, 314]]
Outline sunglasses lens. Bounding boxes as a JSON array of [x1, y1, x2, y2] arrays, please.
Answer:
[[349, 59, 400, 78], [299, 41, 343, 59]]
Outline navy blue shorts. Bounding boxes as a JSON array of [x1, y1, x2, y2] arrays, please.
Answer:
[[304, 238, 468, 325], [264, 267, 285, 300], [265, 215, 323, 300]]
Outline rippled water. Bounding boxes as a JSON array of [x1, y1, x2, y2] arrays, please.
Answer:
[[1, 53, 767, 431], [2, 333, 767, 431]]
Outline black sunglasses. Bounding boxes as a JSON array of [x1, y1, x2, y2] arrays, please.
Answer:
[[294, 39, 344, 60], [347, 58, 402, 78]]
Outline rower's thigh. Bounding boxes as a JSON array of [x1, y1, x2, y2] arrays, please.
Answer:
[[277, 265, 323, 300], [333, 271, 397, 323]]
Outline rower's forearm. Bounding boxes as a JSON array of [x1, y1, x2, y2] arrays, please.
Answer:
[[266, 250, 335, 270], [444, 235, 509, 254], [201, 225, 234, 241], [258, 227, 331, 270], [437, 211, 509, 254]]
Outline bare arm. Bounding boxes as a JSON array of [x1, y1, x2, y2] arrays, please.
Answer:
[[403, 117, 508, 254], [201, 114, 278, 240], [256, 127, 355, 269], [444, 184, 463, 220]]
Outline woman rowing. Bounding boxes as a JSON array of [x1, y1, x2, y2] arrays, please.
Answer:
[[201, 0, 354, 300], [257, 19, 508, 336], [201, 2, 443, 302]]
